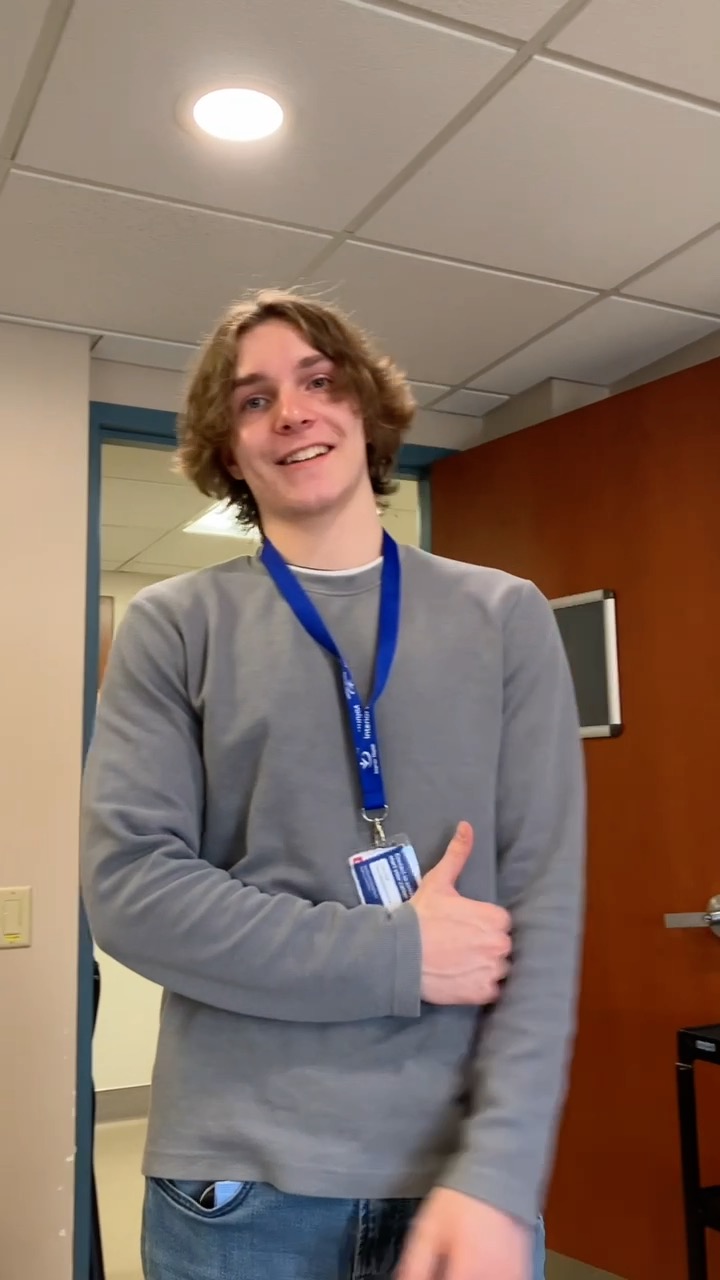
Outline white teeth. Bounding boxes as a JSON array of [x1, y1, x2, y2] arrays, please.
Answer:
[[281, 445, 330, 465]]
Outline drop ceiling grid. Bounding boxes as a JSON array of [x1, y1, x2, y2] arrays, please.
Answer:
[[11, 0, 515, 229], [382, 0, 576, 42], [0, 0, 53, 138], [101, 476, 218, 571], [549, 0, 720, 104], [2, 0, 720, 442], [358, 59, 720, 288]]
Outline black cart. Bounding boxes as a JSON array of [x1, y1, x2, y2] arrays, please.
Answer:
[[91, 957, 106, 1280], [677, 1024, 720, 1279]]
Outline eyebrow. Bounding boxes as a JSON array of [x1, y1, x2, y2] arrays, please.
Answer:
[[231, 353, 330, 392]]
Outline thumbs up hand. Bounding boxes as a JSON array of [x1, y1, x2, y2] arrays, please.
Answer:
[[411, 823, 512, 1007]]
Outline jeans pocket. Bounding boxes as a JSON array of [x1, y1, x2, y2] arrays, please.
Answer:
[[151, 1177, 254, 1218]]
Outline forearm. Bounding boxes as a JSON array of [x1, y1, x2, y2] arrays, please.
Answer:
[[438, 868, 584, 1225], [439, 580, 586, 1226], [81, 827, 422, 1022]]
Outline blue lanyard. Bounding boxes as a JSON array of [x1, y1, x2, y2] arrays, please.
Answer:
[[260, 532, 401, 842]]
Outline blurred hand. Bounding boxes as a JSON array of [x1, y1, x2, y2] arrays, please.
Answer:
[[397, 1188, 532, 1280]]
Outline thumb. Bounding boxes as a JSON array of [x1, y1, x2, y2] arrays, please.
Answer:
[[428, 822, 474, 891]]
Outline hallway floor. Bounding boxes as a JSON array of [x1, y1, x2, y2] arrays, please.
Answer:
[[94, 1120, 620, 1280]]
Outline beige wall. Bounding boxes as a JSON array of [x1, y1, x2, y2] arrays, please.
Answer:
[[90, 358, 184, 412], [0, 322, 90, 1280], [102, 570, 169, 625]]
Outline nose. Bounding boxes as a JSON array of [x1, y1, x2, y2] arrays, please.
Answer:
[[276, 385, 312, 433]]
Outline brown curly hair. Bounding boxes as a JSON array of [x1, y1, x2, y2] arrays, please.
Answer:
[[177, 290, 416, 529]]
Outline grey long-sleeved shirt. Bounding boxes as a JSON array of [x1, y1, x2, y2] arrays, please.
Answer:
[[80, 545, 585, 1226]]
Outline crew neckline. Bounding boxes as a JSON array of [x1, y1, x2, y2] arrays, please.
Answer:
[[289, 556, 383, 578]]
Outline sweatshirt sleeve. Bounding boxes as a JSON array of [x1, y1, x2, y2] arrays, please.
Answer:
[[80, 590, 422, 1024], [438, 580, 586, 1226]]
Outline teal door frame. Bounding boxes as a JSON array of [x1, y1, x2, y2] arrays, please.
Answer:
[[74, 400, 449, 1279]]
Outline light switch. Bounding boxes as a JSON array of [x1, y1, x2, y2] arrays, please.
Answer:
[[4, 899, 21, 935], [0, 887, 32, 948]]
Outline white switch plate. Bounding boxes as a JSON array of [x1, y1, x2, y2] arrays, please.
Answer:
[[0, 887, 32, 948]]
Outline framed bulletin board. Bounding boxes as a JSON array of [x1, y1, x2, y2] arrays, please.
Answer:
[[551, 589, 623, 739]]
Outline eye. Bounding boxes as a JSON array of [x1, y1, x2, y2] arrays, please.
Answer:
[[241, 395, 269, 413], [308, 374, 332, 391]]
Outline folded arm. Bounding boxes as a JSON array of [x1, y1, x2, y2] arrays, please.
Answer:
[[81, 591, 422, 1023]]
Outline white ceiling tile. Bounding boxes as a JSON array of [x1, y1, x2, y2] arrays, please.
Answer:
[[101, 560, 122, 572], [408, 381, 452, 405], [362, 59, 720, 287], [128, 509, 421, 561], [625, 230, 720, 314], [17, 0, 511, 230], [410, 408, 488, 451], [137, 530, 255, 570], [305, 242, 594, 384], [0, 173, 330, 340], [399, 0, 570, 39], [102, 445, 184, 486], [120, 562, 192, 577], [102, 478, 211, 530], [433, 388, 508, 416], [0, 0, 50, 139], [101, 526, 167, 564], [550, 0, 720, 104], [102, 568, 174, 589], [94, 335, 199, 372], [469, 297, 720, 394]]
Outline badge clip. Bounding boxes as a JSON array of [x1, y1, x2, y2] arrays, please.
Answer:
[[363, 807, 389, 849]]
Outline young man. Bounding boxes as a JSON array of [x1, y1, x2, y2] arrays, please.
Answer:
[[81, 291, 585, 1280]]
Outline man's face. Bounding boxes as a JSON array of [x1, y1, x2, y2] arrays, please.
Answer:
[[227, 320, 372, 527]]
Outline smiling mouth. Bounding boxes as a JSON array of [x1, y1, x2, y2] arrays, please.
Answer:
[[279, 445, 333, 466]]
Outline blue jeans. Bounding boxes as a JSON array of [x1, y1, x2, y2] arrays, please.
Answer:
[[142, 1178, 546, 1279]]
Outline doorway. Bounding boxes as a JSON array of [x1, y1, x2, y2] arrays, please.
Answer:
[[80, 427, 427, 1280]]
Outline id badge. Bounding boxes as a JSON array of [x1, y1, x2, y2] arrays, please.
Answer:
[[349, 835, 421, 908]]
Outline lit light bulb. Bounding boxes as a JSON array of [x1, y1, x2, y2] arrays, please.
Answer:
[[192, 88, 284, 142]]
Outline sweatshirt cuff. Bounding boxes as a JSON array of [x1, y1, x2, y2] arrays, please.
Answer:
[[437, 1152, 540, 1228], [390, 902, 422, 1018]]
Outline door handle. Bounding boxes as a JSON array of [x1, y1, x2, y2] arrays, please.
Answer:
[[665, 895, 720, 937]]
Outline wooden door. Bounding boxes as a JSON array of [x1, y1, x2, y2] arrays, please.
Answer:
[[429, 357, 720, 1280]]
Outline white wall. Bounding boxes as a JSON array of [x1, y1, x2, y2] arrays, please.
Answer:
[[613, 328, 720, 393], [94, 573, 169, 1093], [0, 323, 90, 1280]]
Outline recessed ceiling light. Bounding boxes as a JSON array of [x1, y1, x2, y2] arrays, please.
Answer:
[[184, 502, 259, 540], [192, 88, 284, 142]]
